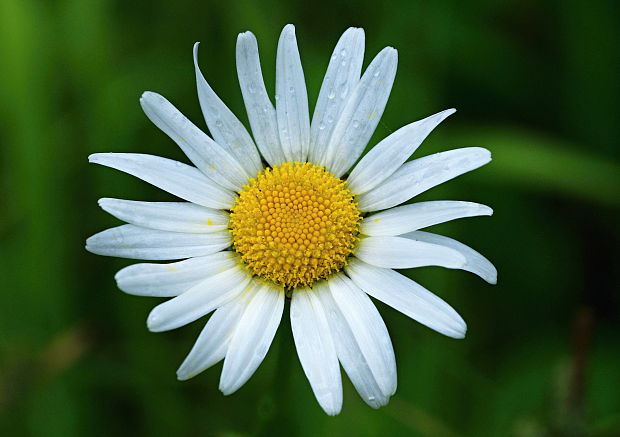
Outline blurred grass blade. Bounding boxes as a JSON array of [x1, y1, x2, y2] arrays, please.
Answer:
[[447, 126, 620, 207]]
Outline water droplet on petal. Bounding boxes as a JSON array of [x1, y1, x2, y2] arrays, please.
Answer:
[[352, 120, 360, 129], [340, 49, 347, 57]]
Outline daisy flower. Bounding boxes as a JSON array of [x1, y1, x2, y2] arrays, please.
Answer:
[[86, 24, 496, 415]]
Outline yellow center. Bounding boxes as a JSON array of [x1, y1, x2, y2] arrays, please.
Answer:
[[229, 162, 361, 289]]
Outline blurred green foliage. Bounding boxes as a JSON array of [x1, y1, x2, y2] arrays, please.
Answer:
[[1, 0, 619, 436]]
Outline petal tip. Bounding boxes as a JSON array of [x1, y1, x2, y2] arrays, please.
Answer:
[[383, 46, 398, 57], [487, 271, 498, 285], [479, 147, 492, 162], [85, 232, 98, 246], [455, 319, 468, 339], [323, 405, 342, 416], [237, 31, 255, 43], [218, 384, 235, 396], [176, 368, 192, 381], [88, 153, 103, 163], [140, 90, 155, 101], [97, 197, 112, 209], [146, 309, 162, 332], [344, 26, 364, 36], [480, 204, 494, 216], [193, 42, 200, 62], [113, 269, 123, 285]]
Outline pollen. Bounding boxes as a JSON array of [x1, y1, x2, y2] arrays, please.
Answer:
[[229, 162, 361, 289]]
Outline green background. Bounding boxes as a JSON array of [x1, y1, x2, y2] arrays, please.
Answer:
[[1, 0, 619, 436]]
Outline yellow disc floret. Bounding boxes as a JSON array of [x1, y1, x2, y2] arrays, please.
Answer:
[[229, 162, 361, 289]]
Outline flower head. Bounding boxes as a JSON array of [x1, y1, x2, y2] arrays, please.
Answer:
[[87, 24, 496, 415]]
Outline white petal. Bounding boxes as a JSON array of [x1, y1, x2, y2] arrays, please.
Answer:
[[402, 231, 497, 284], [316, 280, 394, 408], [99, 198, 229, 233], [140, 91, 249, 191], [320, 47, 398, 177], [89, 153, 235, 209], [275, 24, 310, 162], [291, 288, 342, 415], [147, 265, 252, 332], [219, 284, 284, 395], [236, 31, 286, 166], [347, 109, 456, 194], [328, 275, 396, 397], [357, 147, 492, 212], [85, 224, 231, 260], [361, 201, 492, 236], [354, 236, 466, 269], [309, 28, 365, 165], [114, 251, 239, 297], [193, 43, 263, 177], [345, 258, 467, 338], [176, 284, 259, 380]]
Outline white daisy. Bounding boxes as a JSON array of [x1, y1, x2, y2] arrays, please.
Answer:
[[86, 24, 496, 415]]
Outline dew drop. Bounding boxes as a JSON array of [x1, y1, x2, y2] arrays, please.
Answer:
[[352, 120, 360, 129], [326, 115, 334, 124], [319, 123, 326, 130], [327, 89, 336, 99], [215, 120, 223, 127], [275, 94, 280, 101]]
